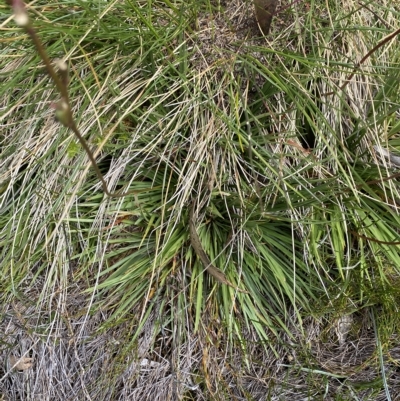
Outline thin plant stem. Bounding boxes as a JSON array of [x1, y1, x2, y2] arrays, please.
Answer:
[[7, 0, 137, 198]]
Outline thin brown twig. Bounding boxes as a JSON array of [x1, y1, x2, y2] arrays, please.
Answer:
[[189, 200, 248, 293], [350, 230, 400, 246], [7, 0, 138, 199], [322, 28, 400, 96]]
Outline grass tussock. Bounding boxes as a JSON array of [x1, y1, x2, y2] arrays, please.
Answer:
[[1, 0, 400, 399]]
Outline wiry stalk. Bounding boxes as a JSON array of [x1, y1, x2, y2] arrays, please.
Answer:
[[7, 0, 136, 198]]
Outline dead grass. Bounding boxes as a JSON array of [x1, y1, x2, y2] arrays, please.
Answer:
[[2, 285, 400, 400]]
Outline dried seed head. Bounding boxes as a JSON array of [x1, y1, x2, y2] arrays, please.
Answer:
[[14, 9, 29, 26], [11, 0, 29, 27], [55, 99, 71, 126], [54, 59, 68, 72]]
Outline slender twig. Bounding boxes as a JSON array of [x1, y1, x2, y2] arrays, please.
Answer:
[[323, 28, 400, 96], [189, 200, 248, 293], [7, 0, 137, 198], [350, 230, 400, 245]]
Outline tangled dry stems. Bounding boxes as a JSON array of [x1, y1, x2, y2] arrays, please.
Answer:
[[2, 286, 400, 400]]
